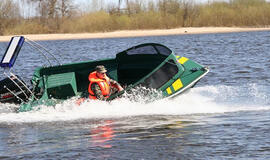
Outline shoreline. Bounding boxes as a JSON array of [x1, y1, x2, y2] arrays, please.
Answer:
[[0, 27, 270, 42]]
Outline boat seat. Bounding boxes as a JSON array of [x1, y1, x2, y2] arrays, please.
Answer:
[[45, 72, 77, 99]]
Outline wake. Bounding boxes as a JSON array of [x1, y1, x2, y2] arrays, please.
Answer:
[[0, 84, 269, 124]]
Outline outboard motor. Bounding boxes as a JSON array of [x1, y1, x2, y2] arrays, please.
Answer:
[[0, 76, 31, 104], [0, 36, 32, 104]]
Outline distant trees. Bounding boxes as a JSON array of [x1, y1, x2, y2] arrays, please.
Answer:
[[0, 0, 270, 35], [0, 0, 20, 35], [25, 0, 75, 19], [20, 0, 76, 31]]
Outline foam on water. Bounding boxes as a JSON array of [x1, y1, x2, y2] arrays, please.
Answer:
[[0, 84, 269, 124]]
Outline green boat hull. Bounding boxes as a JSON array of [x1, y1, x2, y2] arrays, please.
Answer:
[[19, 43, 209, 112]]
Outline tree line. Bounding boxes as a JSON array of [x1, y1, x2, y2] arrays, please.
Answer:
[[0, 0, 270, 35]]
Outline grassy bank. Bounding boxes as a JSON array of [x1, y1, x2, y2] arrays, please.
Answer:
[[1, 0, 270, 35]]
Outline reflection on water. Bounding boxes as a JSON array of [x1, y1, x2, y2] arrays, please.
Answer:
[[90, 120, 115, 148]]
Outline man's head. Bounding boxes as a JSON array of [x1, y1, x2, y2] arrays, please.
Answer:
[[96, 65, 107, 78]]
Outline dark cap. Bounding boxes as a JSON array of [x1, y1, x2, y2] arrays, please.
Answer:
[[95, 65, 107, 73]]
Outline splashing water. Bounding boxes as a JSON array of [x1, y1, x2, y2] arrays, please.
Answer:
[[121, 86, 163, 103], [0, 84, 269, 124]]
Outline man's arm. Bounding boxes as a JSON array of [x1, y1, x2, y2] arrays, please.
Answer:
[[109, 79, 124, 92], [109, 79, 119, 85]]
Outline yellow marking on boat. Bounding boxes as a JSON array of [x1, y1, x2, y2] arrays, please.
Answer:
[[166, 87, 172, 95], [176, 55, 180, 59], [172, 79, 183, 91], [178, 57, 189, 64]]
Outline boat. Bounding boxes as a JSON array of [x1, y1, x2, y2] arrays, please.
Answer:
[[0, 36, 209, 112]]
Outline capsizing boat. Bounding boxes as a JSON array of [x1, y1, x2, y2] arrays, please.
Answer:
[[0, 36, 209, 112]]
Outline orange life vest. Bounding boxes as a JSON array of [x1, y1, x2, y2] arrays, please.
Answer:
[[88, 71, 111, 100]]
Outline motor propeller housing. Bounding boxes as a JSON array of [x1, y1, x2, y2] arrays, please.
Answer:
[[0, 76, 31, 104]]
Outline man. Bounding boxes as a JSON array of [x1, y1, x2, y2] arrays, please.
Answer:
[[88, 65, 123, 100]]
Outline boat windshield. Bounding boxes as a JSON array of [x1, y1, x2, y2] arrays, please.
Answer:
[[127, 45, 158, 55], [126, 44, 172, 56], [142, 60, 178, 89]]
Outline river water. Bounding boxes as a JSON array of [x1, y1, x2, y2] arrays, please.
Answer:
[[0, 31, 270, 159]]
